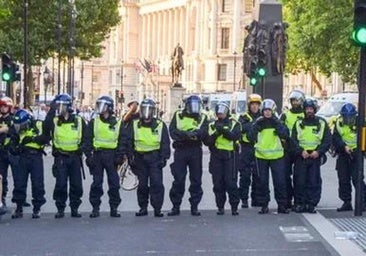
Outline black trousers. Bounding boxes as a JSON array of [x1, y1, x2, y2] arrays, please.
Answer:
[[238, 144, 258, 203], [294, 157, 322, 206], [209, 150, 239, 209], [12, 152, 46, 210], [135, 151, 164, 211], [53, 154, 83, 211], [336, 153, 366, 203], [169, 146, 203, 209], [89, 150, 121, 209], [256, 157, 287, 207], [0, 150, 10, 201]]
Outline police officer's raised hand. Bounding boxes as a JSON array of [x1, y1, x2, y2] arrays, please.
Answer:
[[302, 150, 310, 159], [310, 151, 319, 159], [214, 121, 224, 133], [345, 145, 353, 155]]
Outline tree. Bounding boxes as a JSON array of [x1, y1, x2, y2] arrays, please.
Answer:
[[0, 0, 120, 104], [283, 0, 358, 84]]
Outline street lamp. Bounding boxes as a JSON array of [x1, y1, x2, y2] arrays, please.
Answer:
[[68, 0, 77, 99], [216, 55, 220, 91], [120, 60, 124, 104], [57, 0, 62, 95], [233, 51, 237, 92], [43, 66, 51, 103]]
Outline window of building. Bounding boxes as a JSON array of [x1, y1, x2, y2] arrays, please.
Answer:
[[109, 70, 113, 85], [244, 0, 255, 13], [222, 0, 230, 12], [221, 28, 230, 49], [218, 64, 227, 81]]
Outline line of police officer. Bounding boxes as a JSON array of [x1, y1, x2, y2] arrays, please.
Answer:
[[0, 89, 365, 219]]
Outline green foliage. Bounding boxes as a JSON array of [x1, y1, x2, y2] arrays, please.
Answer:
[[283, 0, 358, 83], [0, 0, 120, 64]]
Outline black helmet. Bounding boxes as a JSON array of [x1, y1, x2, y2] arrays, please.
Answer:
[[303, 98, 318, 112], [95, 95, 114, 114], [140, 98, 156, 120], [53, 93, 72, 115], [185, 95, 202, 114]]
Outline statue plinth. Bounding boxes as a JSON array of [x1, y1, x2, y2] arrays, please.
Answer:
[[172, 82, 183, 88]]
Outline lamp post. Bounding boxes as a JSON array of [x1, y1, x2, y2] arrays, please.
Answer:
[[216, 54, 220, 91], [43, 66, 50, 103], [57, 0, 62, 95], [23, 0, 28, 108], [80, 61, 84, 105], [120, 60, 124, 105], [68, 0, 77, 100], [233, 51, 237, 92]]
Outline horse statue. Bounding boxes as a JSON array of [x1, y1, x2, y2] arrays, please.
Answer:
[[171, 44, 184, 85]]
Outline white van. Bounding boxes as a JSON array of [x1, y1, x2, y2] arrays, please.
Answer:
[[316, 92, 358, 121], [230, 90, 247, 115]]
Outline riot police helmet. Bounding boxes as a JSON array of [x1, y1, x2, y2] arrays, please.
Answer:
[[53, 93, 72, 115], [140, 98, 156, 120], [95, 95, 114, 114], [185, 95, 202, 115], [13, 109, 33, 133], [340, 103, 357, 125]]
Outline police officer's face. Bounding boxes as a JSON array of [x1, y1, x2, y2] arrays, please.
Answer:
[[0, 105, 9, 115], [249, 102, 260, 113], [305, 106, 315, 118], [291, 99, 301, 108], [263, 109, 272, 118]]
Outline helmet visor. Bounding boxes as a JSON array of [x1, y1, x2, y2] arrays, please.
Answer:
[[141, 105, 154, 120], [186, 101, 201, 114], [55, 102, 69, 116], [95, 101, 108, 114], [14, 122, 29, 133], [343, 116, 356, 126], [216, 104, 229, 115], [262, 101, 276, 111]]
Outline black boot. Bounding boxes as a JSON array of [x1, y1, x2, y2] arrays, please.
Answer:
[[337, 201, 353, 212], [55, 209, 65, 219], [231, 206, 239, 216], [71, 208, 82, 218], [135, 208, 148, 217], [307, 205, 317, 214], [12, 205, 23, 219], [32, 207, 41, 219], [167, 207, 180, 216], [191, 207, 201, 216], [216, 208, 225, 215], [241, 200, 248, 209], [277, 205, 290, 214], [110, 207, 121, 218], [89, 208, 100, 218], [154, 209, 164, 217], [258, 206, 269, 214], [23, 201, 31, 207]]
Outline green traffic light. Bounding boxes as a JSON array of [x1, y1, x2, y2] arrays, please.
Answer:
[[250, 77, 257, 86], [2, 72, 10, 81], [356, 28, 366, 44], [258, 68, 266, 77]]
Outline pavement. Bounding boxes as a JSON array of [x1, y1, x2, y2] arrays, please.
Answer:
[[0, 149, 365, 255]]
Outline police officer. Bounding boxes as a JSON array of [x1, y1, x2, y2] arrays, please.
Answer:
[[332, 103, 366, 211], [205, 101, 240, 215], [87, 96, 124, 218], [42, 94, 88, 218], [168, 95, 208, 216], [248, 99, 290, 214], [126, 99, 170, 217], [292, 98, 331, 213], [237, 94, 262, 208], [10, 109, 46, 219], [280, 90, 305, 208], [0, 96, 13, 208]]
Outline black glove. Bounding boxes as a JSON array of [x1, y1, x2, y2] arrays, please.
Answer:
[[85, 156, 95, 168], [158, 159, 167, 169], [269, 116, 281, 127], [186, 130, 199, 140], [215, 121, 225, 133], [21, 136, 33, 145]]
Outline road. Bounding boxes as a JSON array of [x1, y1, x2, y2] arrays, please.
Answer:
[[0, 147, 360, 256]]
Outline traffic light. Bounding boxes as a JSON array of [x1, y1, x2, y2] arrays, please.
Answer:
[[2, 53, 12, 82], [249, 60, 259, 86], [352, 0, 366, 46], [257, 48, 267, 77], [12, 63, 20, 81]]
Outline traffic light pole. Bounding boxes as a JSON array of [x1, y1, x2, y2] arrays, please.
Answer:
[[355, 47, 366, 216]]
